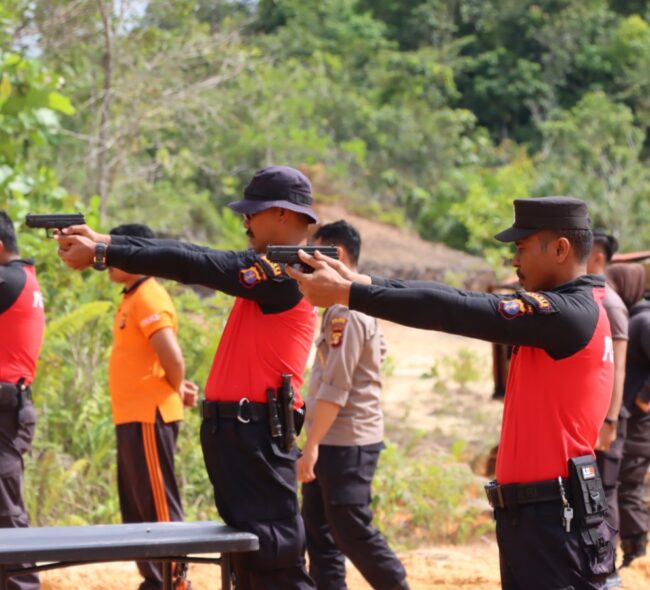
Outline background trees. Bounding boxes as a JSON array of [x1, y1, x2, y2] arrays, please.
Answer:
[[2, 0, 650, 525]]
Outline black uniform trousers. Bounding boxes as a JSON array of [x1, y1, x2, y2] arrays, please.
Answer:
[[595, 417, 627, 542], [618, 412, 650, 560], [0, 402, 39, 590], [301, 444, 407, 590], [495, 500, 614, 590], [200, 417, 315, 590], [116, 411, 185, 590]]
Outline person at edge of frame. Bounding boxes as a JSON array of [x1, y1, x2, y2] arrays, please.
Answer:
[[0, 211, 45, 590], [297, 220, 409, 590], [606, 263, 650, 570], [586, 232, 628, 590], [107, 223, 198, 590], [287, 196, 617, 590], [54, 166, 318, 590]]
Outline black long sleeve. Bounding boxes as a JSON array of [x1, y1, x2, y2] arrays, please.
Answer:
[[350, 275, 604, 360], [106, 239, 302, 311], [371, 276, 493, 298]]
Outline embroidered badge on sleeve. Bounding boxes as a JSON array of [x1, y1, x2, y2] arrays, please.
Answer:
[[330, 316, 348, 347], [519, 291, 557, 314], [239, 262, 268, 288], [498, 298, 531, 320]]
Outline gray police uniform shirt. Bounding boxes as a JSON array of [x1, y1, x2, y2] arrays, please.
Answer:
[[306, 304, 386, 447], [604, 283, 629, 341]]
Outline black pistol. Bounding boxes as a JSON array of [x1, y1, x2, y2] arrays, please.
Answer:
[[279, 374, 297, 452], [25, 213, 86, 237], [266, 245, 339, 273]]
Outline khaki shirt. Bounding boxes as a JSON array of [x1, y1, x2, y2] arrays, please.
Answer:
[[603, 283, 629, 341], [306, 304, 386, 446]]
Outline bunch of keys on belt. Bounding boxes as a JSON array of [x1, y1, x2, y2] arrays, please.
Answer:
[[558, 476, 574, 533]]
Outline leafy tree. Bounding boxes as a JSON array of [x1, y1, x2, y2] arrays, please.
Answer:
[[538, 91, 650, 249]]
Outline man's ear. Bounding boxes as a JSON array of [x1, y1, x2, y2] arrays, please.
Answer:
[[0, 239, 5, 256], [556, 237, 571, 263]]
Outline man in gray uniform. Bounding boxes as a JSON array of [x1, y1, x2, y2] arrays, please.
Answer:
[[587, 231, 629, 588], [297, 221, 408, 590]]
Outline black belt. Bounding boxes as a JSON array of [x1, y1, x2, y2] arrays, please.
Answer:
[[201, 399, 268, 423], [485, 478, 563, 509]]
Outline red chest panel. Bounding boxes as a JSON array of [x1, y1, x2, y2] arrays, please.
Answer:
[[496, 287, 614, 484], [0, 265, 45, 384], [204, 297, 316, 405]]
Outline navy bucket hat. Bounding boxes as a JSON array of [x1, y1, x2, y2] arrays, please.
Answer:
[[228, 166, 319, 224]]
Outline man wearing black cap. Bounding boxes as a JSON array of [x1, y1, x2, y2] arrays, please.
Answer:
[[55, 166, 319, 589], [288, 196, 616, 590]]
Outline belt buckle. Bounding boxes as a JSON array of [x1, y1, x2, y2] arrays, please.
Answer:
[[237, 397, 251, 424]]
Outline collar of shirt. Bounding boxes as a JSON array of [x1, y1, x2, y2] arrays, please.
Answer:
[[122, 276, 151, 295]]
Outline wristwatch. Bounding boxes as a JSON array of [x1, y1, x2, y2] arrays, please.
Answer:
[[93, 242, 108, 271], [604, 417, 617, 427]]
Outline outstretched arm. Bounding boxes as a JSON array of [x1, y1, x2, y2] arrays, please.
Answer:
[[56, 233, 302, 307]]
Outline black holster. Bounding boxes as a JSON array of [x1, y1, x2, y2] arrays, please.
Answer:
[[279, 374, 297, 453], [0, 378, 30, 426], [266, 374, 305, 452]]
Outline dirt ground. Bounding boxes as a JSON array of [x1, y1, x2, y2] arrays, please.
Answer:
[[38, 541, 650, 589], [39, 319, 650, 589]]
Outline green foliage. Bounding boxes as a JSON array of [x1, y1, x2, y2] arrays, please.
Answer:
[[0, 51, 74, 210], [373, 440, 492, 546], [538, 91, 650, 248], [422, 347, 487, 393]]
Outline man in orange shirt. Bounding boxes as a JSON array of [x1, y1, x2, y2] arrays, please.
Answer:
[[107, 223, 197, 590]]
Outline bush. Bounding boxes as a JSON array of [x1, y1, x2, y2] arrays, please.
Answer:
[[372, 439, 493, 547]]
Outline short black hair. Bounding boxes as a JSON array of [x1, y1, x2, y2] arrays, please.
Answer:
[[592, 230, 619, 262], [0, 211, 18, 254], [313, 220, 361, 266], [547, 229, 593, 263], [109, 223, 156, 239]]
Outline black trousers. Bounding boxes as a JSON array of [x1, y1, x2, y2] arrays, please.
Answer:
[[618, 415, 650, 556], [200, 417, 315, 590], [116, 412, 184, 590], [595, 417, 627, 542], [301, 444, 407, 590], [0, 403, 39, 590], [495, 501, 614, 590]]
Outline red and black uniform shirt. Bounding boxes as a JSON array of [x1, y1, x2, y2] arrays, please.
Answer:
[[106, 236, 316, 406], [0, 260, 45, 385], [349, 274, 614, 485]]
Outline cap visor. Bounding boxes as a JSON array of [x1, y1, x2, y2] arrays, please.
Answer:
[[227, 199, 319, 224], [494, 226, 538, 243]]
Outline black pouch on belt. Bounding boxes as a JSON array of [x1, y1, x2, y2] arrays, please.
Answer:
[[568, 455, 607, 527], [569, 455, 615, 575]]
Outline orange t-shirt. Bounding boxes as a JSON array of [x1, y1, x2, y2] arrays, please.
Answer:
[[108, 277, 183, 425]]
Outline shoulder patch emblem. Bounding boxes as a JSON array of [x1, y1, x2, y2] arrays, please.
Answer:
[[498, 298, 531, 320], [259, 256, 283, 278], [239, 263, 267, 288], [330, 316, 347, 347], [519, 291, 557, 314]]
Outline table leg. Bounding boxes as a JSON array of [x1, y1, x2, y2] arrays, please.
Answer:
[[162, 561, 172, 590], [221, 553, 231, 590]]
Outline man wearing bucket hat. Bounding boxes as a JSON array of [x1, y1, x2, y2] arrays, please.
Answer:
[[289, 196, 616, 590], [55, 166, 320, 589]]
